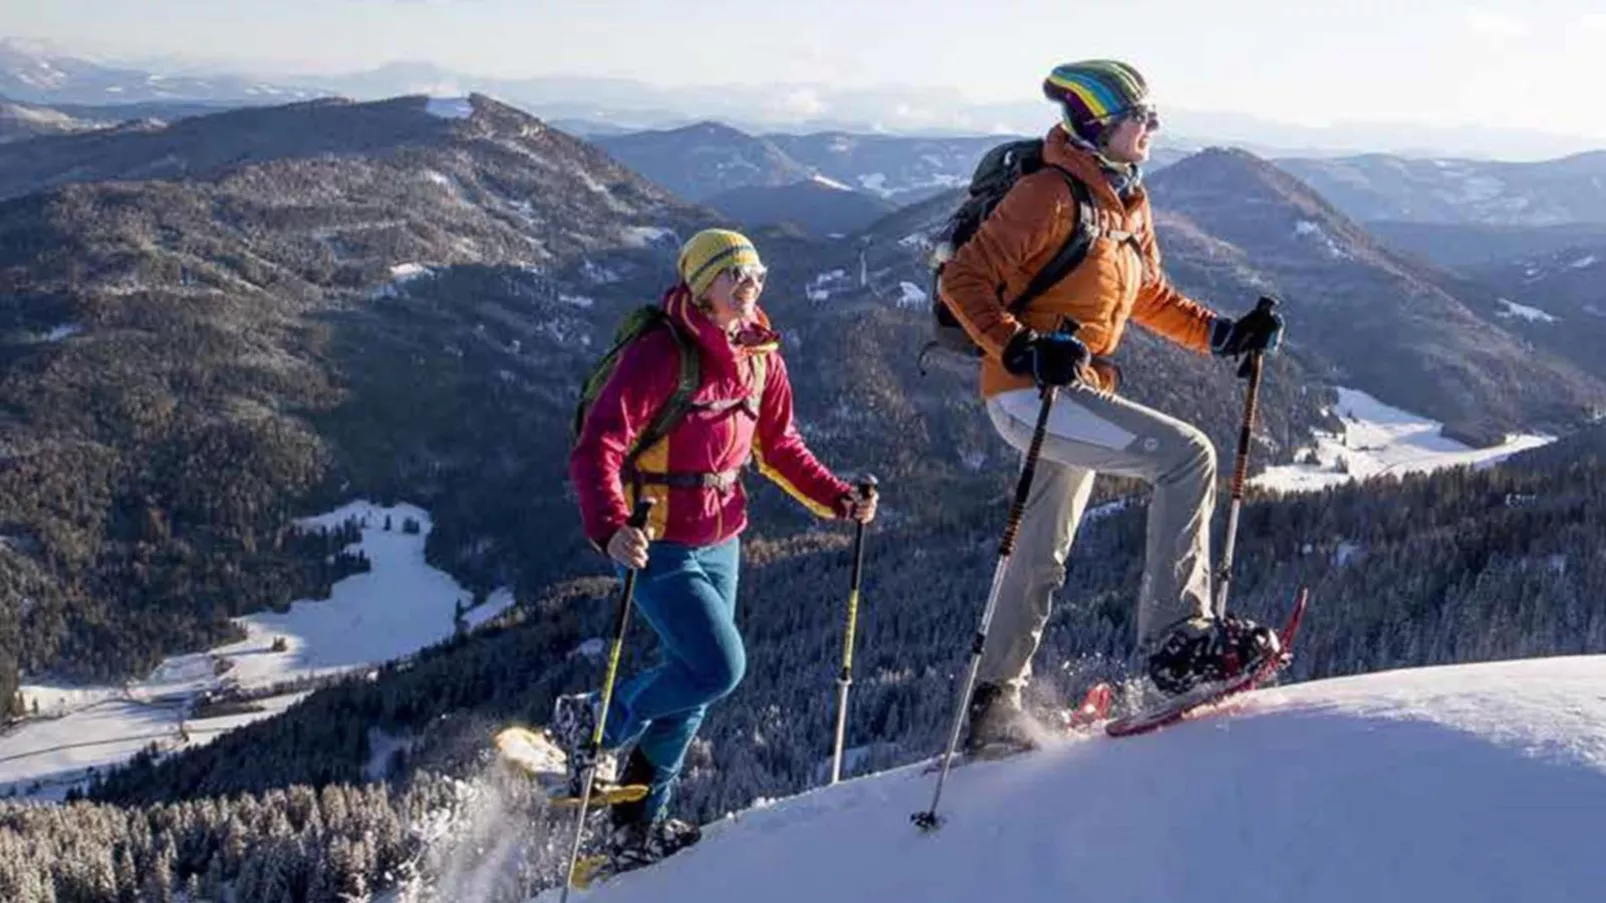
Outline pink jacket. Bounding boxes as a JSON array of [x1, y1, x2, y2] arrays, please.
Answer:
[[570, 285, 852, 548]]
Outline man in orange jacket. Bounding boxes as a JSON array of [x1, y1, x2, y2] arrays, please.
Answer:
[[938, 60, 1285, 754]]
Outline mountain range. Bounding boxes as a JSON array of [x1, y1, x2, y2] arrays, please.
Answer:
[[0, 93, 709, 684], [4, 90, 1603, 693], [4, 38, 1604, 159], [1275, 152, 1606, 226]]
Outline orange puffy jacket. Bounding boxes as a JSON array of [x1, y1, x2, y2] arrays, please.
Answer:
[[938, 126, 1217, 397]]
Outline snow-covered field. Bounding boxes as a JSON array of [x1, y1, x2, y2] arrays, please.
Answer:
[[1253, 387, 1553, 493], [520, 655, 1606, 903], [0, 500, 515, 800]]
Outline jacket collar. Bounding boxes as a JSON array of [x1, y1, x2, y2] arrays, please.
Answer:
[[1043, 126, 1147, 209], [661, 284, 780, 373]]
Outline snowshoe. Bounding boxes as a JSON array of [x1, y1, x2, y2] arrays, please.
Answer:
[[1106, 588, 1308, 738], [492, 724, 641, 808], [550, 691, 619, 790], [570, 817, 703, 889], [961, 682, 1038, 758], [922, 681, 1112, 776], [1144, 612, 1281, 697], [1057, 681, 1114, 731]]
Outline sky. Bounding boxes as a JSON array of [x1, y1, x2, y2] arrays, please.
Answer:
[[6, 0, 1606, 140]]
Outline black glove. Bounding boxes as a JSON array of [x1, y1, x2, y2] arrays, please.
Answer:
[[1001, 328, 1088, 388], [1210, 304, 1285, 357]]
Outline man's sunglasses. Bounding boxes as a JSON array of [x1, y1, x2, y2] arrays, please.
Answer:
[[1106, 105, 1160, 131]]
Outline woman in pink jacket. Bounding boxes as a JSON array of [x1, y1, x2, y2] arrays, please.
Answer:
[[565, 228, 876, 866]]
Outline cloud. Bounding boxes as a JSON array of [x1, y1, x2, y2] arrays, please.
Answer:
[[1465, 11, 1532, 40], [1581, 13, 1606, 32], [767, 88, 828, 118]]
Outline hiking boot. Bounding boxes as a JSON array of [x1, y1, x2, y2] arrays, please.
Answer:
[[550, 692, 617, 790], [607, 746, 658, 827], [598, 816, 702, 875], [1145, 614, 1281, 697], [962, 682, 1037, 756]]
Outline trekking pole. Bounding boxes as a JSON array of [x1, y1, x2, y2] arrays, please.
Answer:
[[830, 475, 878, 785], [561, 497, 655, 900], [914, 381, 1059, 832], [1213, 295, 1275, 618]]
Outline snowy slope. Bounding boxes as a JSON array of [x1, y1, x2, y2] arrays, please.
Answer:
[[1253, 387, 1554, 493], [527, 655, 1606, 903], [0, 500, 515, 799]]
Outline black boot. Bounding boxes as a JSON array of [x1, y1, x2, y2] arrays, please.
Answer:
[[599, 816, 702, 874], [609, 746, 657, 829], [962, 682, 1037, 756], [1145, 615, 1281, 696]]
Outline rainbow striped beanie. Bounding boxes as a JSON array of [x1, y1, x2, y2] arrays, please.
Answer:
[[1042, 60, 1150, 146]]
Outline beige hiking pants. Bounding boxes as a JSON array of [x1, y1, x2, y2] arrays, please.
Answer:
[[978, 383, 1217, 693]]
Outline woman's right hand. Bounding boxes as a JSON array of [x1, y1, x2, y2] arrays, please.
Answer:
[[606, 525, 652, 569]]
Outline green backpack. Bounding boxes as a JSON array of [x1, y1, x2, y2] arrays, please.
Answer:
[[573, 307, 770, 469], [574, 306, 701, 467]]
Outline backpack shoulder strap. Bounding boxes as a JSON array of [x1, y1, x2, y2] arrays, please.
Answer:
[[1006, 166, 1101, 315], [750, 352, 769, 404], [624, 316, 701, 468]]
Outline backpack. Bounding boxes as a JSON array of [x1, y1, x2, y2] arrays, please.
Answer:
[[574, 305, 768, 473], [922, 138, 1101, 365]]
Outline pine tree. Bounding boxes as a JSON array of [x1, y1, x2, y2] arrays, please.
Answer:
[[142, 851, 174, 903], [114, 847, 138, 903], [203, 856, 225, 902]]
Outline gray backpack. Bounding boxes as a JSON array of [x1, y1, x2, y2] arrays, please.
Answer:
[[922, 138, 1100, 366]]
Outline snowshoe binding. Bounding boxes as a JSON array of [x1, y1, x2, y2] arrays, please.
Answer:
[[1107, 588, 1307, 738], [570, 817, 703, 889], [550, 691, 619, 792]]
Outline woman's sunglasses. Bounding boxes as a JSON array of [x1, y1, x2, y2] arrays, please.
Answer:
[[725, 264, 768, 286]]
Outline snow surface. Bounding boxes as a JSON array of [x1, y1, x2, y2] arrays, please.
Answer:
[[619, 226, 675, 248], [1252, 387, 1553, 493], [372, 263, 435, 299], [0, 500, 515, 800], [425, 97, 474, 120], [895, 281, 927, 309], [1496, 298, 1558, 323], [1, 103, 77, 126], [1293, 219, 1350, 259], [857, 173, 890, 196], [520, 655, 1606, 903], [807, 269, 848, 302], [810, 173, 853, 191]]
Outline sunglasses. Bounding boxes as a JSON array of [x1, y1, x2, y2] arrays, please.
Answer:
[[1105, 104, 1160, 131], [725, 264, 768, 286]]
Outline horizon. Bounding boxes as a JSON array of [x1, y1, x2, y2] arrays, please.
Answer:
[[3, 0, 1605, 160]]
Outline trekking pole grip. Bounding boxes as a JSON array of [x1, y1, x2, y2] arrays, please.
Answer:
[[844, 474, 877, 661], [1236, 295, 1278, 380], [626, 497, 655, 532], [851, 475, 878, 565]]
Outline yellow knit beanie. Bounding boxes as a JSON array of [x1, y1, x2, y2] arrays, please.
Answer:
[[678, 228, 763, 298]]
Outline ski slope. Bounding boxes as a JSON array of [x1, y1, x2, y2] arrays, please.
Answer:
[[0, 500, 515, 800], [1253, 387, 1553, 493], [541, 655, 1606, 903]]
